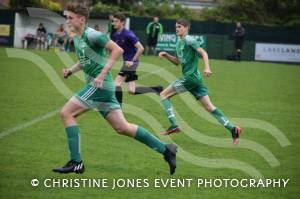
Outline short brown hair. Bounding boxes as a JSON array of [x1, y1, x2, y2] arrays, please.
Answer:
[[113, 13, 126, 22], [66, 3, 89, 20], [176, 19, 190, 28]]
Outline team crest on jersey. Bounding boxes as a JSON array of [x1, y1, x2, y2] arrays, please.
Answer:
[[79, 41, 88, 55], [77, 41, 91, 67]]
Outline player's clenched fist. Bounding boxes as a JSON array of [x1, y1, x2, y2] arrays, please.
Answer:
[[159, 51, 168, 58], [125, 61, 134, 67], [63, 68, 72, 79], [203, 68, 212, 77]]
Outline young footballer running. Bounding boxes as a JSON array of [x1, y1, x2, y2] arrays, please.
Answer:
[[112, 13, 163, 106], [159, 19, 241, 144], [53, 3, 177, 175]]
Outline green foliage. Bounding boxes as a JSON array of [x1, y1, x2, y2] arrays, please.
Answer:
[[201, 0, 300, 26], [9, 0, 62, 10], [90, 2, 121, 13], [10, 0, 299, 27], [90, 0, 198, 20], [131, 0, 199, 20], [90, 0, 299, 26], [40, 0, 61, 11], [10, 0, 42, 9]]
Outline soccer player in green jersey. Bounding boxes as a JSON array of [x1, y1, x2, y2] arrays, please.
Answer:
[[158, 19, 241, 144], [52, 3, 177, 175]]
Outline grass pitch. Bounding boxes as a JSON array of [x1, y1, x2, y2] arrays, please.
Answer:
[[0, 47, 299, 198]]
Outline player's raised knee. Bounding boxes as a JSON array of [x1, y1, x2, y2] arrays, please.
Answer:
[[60, 108, 74, 121]]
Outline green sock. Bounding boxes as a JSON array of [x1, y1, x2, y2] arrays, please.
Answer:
[[134, 126, 166, 154], [211, 108, 235, 132], [161, 98, 177, 127], [65, 125, 82, 162]]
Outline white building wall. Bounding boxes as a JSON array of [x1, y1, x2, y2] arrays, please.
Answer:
[[14, 11, 110, 48]]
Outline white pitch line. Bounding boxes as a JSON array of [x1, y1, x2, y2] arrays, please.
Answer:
[[0, 109, 60, 139]]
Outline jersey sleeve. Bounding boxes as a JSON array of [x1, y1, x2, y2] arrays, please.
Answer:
[[146, 22, 153, 34], [127, 31, 139, 46], [185, 35, 201, 50], [87, 30, 109, 48]]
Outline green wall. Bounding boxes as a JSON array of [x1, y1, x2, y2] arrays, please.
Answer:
[[130, 16, 300, 61]]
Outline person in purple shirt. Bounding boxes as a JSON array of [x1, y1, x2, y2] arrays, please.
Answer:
[[112, 13, 163, 106]]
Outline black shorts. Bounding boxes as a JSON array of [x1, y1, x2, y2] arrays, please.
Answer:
[[235, 39, 244, 49], [118, 61, 139, 82], [147, 36, 158, 47]]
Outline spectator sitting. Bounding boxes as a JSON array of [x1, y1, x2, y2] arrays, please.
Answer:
[[54, 24, 67, 51], [36, 23, 47, 50], [21, 34, 35, 49], [46, 33, 54, 50]]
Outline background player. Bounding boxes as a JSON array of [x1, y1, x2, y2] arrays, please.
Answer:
[[112, 13, 163, 106], [158, 19, 241, 144], [233, 21, 245, 61], [145, 16, 164, 55]]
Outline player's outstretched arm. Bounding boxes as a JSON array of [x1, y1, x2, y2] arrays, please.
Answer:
[[158, 51, 180, 65], [94, 40, 123, 87], [62, 61, 81, 79], [197, 47, 212, 77]]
